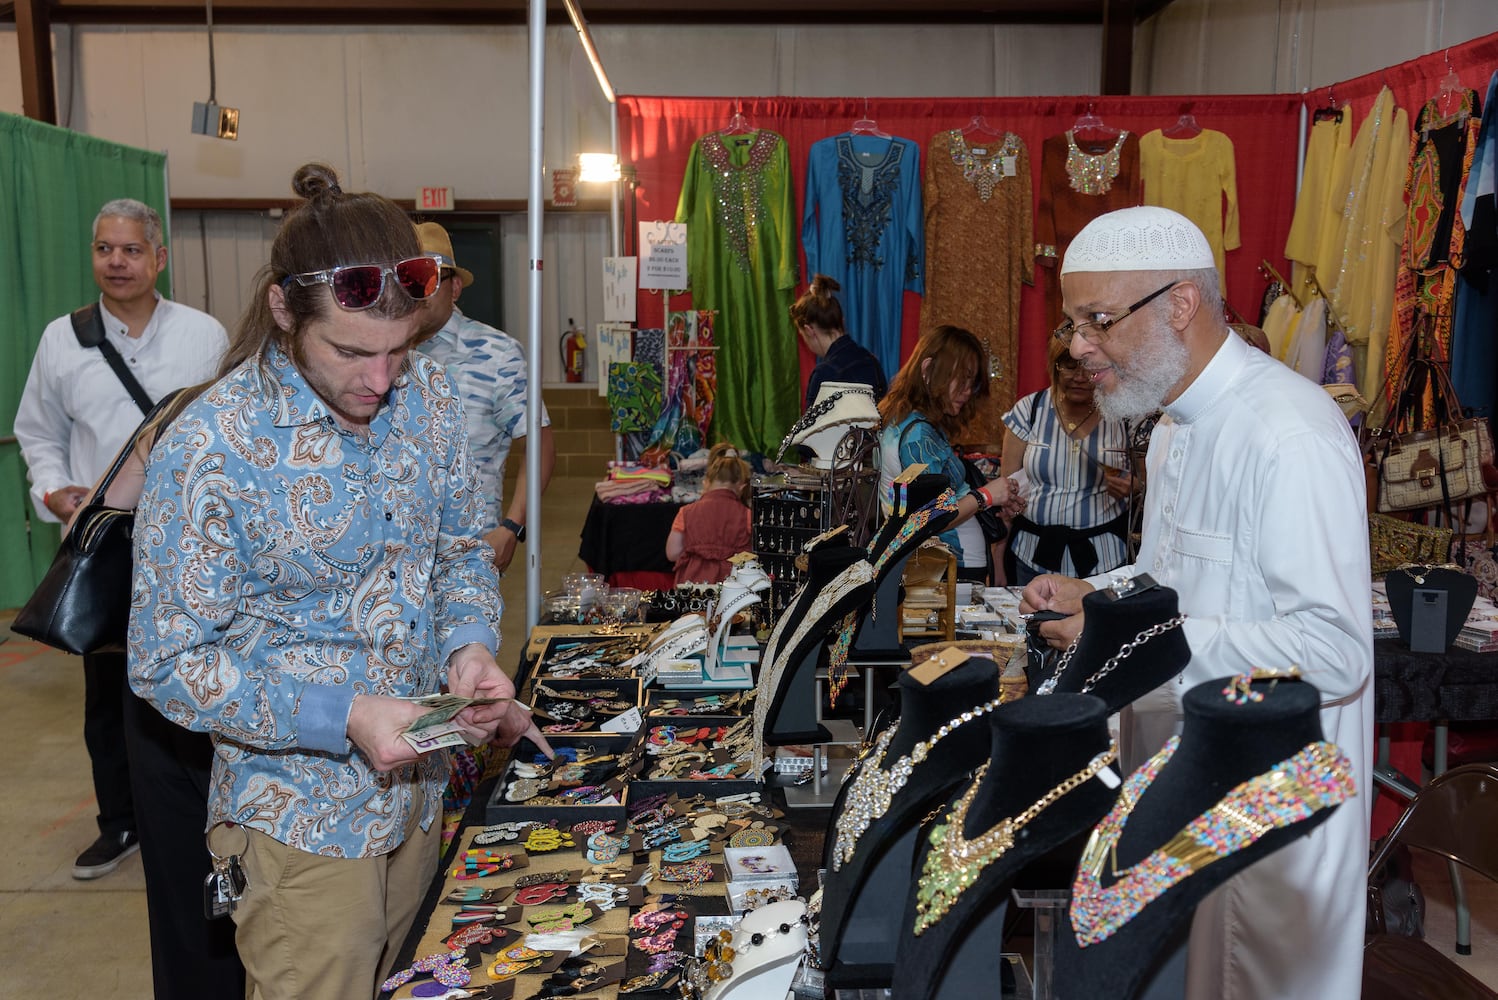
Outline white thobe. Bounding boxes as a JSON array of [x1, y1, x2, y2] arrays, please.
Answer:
[[1087, 331, 1372, 1000], [14, 296, 227, 521]]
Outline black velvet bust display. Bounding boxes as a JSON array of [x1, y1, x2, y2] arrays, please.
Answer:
[[1030, 585, 1191, 712], [757, 545, 878, 747], [853, 473, 960, 657], [818, 657, 1002, 985], [892, 694, 1119, 1000], [1052, 678, 1344, 1000], [865, 472, 958, 570]]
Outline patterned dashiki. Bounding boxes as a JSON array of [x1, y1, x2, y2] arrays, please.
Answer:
[[129, 345, 501, 858], [418, 307, 551, 532]]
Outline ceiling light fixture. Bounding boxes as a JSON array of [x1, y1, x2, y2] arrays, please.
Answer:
[[190, 0, 239, 140]]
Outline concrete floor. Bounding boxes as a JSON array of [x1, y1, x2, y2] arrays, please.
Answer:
[[0, 475, 597, 999], [5, 474, 1498, 995]]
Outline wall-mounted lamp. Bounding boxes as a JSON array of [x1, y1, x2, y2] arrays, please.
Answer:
[[578, 153, 621, 183]]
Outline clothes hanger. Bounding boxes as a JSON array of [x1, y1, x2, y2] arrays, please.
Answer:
[[850, 98, 891, 139], [1434, 51, 1468, 122], [960, 114, 1004, 139], [1312, 84, 1343, 124], [1162, 109, 1202, 139], [1071, 103, 1120, 140], [721, 100, 755, 136]]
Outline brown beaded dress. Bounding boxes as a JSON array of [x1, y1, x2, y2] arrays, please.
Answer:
[[921, 129, 1033, 440], [1035, 130, 1143, 330]]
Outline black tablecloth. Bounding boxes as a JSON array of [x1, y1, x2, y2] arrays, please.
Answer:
[[577, 496, 683, 576], [1374, 637, 1498, 723]]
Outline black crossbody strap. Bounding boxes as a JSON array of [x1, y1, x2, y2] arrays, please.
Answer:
[[70, 304, 154, 416]]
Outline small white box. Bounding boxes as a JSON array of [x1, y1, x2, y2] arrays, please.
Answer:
[[724, 844, 797, 884]]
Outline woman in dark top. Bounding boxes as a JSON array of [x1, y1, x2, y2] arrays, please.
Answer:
[[792, 274, 887, 407]]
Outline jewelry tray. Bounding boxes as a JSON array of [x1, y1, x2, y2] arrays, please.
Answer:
[[485, 732, 639, 825]]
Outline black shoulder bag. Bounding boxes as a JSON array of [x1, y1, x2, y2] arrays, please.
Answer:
[[71, 303, 154, 415], [13, 391, 183, 654]]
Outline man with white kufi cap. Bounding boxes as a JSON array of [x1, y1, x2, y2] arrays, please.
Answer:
[[1022, 206, 1371, 999]]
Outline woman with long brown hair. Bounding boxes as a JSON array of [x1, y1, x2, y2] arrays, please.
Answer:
[[877, 325, 1023, 581]]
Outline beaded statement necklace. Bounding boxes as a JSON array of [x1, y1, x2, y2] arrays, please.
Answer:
[[752, 560, 876, 767], [700, 131, 780, 274], [914, 743, 1119, 934], [775, 385, 876, 461], [1034, 615, 1187, 697], [1064, 130, 1129, 195], [1070, 735, 1355, 947], [826, 489, 960, 704], [945, 130, 1022, 203], [831, 693, 1006, 871]]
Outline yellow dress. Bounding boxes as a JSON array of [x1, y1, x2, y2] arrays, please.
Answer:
[[1140, 129, 1241, 293], [1284, 105, 1354, 292]]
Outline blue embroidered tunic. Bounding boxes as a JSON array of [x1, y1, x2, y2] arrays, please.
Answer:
[[803, 134, 925, 380]]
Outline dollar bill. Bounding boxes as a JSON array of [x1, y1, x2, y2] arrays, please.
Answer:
[[401, 694, 508, 732], [401, 720, 472, 754]]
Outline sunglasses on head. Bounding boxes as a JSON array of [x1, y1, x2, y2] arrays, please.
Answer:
[[285, 255, 444, 311]]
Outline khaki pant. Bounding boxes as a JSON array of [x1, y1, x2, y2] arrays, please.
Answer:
[[209, 791, 440, 1000]]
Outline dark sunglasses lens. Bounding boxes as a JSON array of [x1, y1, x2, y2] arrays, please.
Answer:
[[330, 266, 385, 309], [395, 257, 442, 299]]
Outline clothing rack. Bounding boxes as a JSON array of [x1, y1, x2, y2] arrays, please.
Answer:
[[1301, 270, 1349, 335], [1258, 259, 1301, 308]]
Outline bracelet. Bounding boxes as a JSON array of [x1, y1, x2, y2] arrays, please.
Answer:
[[976, 486, 994, 508]]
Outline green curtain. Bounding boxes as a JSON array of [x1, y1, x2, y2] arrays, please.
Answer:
[[0, 112, 169, 610]]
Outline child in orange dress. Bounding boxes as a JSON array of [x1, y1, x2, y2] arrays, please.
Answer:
[[666, 443, 752, 584]]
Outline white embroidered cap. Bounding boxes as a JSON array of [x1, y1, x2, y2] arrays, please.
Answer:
[[1061, 206, 1216, 274]]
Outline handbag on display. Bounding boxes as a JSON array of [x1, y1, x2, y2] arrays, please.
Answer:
[[13, 393, 180, 655], [1370, 342, 1488, 513]]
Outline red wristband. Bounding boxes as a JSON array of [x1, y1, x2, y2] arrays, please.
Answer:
[[977, 486, 993, 508]]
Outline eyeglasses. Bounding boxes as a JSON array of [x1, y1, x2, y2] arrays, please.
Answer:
[[1053, 281, 1180, 345], [285, 255, 444, 311]]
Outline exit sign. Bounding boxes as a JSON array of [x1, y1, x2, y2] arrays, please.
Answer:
[[419, 186, 455, 211]]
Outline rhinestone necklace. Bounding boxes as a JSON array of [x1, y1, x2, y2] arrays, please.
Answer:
[[831, 693, 1005, 870], [1069, 736, 1355, 947], [1034, 615, 1187, 696], [914, 742, 1119, 934]]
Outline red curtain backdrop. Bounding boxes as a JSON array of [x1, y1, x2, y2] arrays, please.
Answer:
[[619, 94, 1305, 400]]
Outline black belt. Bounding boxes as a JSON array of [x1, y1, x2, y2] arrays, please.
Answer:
[[1011, 509, 1128, 578]]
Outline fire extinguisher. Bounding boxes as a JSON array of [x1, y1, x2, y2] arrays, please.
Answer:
[[561, 318, 587, 383]]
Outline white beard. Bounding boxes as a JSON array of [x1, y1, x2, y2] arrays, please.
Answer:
[[1094, 321, 1191, 421]]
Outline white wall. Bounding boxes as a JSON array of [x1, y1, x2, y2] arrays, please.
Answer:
[[1138, 0, 1496, 94], [3, 9, 1494, 380]]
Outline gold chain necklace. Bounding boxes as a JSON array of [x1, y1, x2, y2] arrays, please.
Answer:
[[913, 742, 1118, 934]]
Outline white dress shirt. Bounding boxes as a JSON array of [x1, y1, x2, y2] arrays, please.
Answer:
[[1087, 331, 1373, 1000], [15, 295, 228, 521]]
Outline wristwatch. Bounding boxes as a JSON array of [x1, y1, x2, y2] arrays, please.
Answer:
[[501, 517, 527, 542]]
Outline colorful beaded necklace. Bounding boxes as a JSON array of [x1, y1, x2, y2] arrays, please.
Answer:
[[914, 743, 1119, 934], [1069, 736, 1355, 947], [826, 489, 959, 704], [830, 693, 1005, 871]]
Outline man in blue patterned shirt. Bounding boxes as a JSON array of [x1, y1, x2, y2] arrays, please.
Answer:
[[416, 223, 554, 573], [129, 166, 544, 999]]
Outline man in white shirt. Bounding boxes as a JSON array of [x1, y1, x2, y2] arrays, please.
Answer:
[[1022, 206, 1372, 999], [15, 198, 227, 880]]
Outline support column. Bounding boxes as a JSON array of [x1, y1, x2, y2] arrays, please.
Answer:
[[1101, 0, 1135, 96], [16, 0, 58, 124]]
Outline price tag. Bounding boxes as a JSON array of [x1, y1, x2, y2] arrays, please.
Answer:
[[601, 707, 643, 734], [908, 646, 970, 686], [1001, 156, 1016, 177]]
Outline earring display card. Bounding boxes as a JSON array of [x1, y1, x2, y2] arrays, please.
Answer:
[[751, 485, 833, 623]]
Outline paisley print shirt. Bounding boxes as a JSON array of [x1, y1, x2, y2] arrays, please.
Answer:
[[417, 307, 551, 532], [128, 345, 500, 857]]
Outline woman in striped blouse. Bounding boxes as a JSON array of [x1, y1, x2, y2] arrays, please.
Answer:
[[1000, 337, 1135, 586]]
